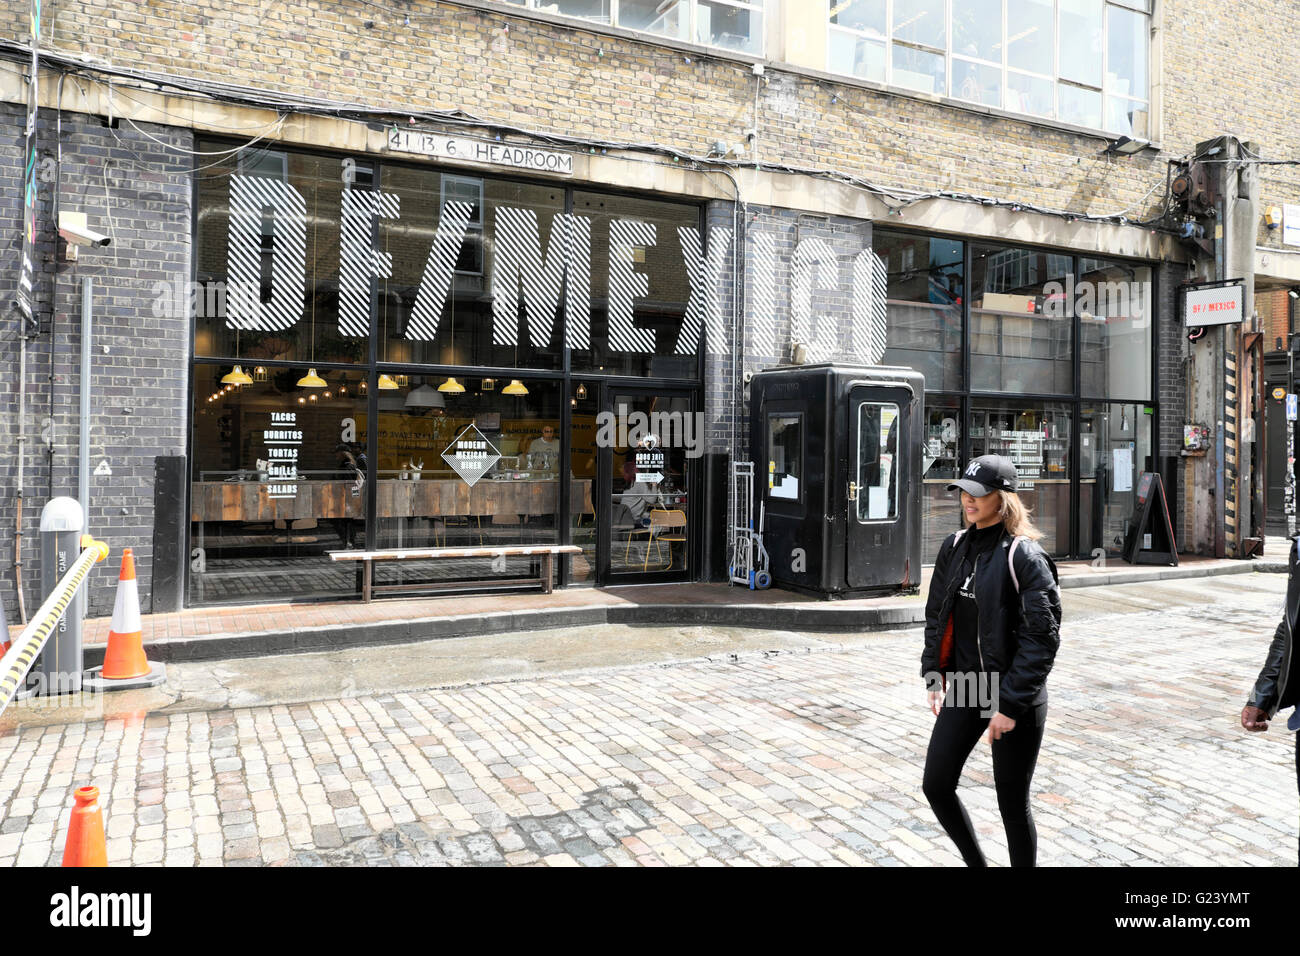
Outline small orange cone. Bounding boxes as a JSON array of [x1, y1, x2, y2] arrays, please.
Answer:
[[101, 549, 148, 680], [61, 786, 107, 867]]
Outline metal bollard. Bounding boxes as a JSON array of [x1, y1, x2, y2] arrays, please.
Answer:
[[33, 498, 86, 695]]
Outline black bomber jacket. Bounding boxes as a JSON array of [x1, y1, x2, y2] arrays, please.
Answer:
[[1247, 537, 1300, 718], [920, 525, 1063, 720]]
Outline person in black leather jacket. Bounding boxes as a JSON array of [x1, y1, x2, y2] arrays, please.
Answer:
[[1240, 536, 1300, 864], [920, 454, 1062, 866]]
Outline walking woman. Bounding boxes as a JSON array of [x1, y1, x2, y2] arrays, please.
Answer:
[[920, 455, 1062, 866]]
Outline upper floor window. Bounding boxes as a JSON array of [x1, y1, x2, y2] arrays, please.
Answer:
[[828, 0, 1151, 136], [505, 0, 765, 56]]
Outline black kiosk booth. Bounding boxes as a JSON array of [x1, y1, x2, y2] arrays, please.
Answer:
[[749, 364, 924, 598]]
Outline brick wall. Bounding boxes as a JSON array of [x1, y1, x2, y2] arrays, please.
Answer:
[[0, 102, 192, 618], [4, 0, 1297, 226]]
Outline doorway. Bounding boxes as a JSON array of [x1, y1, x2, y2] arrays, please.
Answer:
[[585, 385, 697, 584]]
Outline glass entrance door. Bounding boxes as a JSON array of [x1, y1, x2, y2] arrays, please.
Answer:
[[600, 386, 695, 582]]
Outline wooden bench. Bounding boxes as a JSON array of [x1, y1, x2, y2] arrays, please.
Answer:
[[329, 545, 583, 602]]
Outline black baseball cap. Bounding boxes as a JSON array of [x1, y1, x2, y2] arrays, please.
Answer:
[[947, 454, 1018, 497]]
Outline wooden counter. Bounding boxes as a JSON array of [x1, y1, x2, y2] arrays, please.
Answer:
[[191, 478, 594, 522]]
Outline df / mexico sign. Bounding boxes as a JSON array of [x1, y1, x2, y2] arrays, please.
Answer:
[[1182, 280, 1245, 328]]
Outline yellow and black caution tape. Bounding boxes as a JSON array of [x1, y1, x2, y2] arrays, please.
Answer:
[[0, 538, 108, 716]]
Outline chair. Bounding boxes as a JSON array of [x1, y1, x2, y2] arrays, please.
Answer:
[[646, 509, 687, 571]]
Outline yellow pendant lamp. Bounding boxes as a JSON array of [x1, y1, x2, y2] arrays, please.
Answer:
[[221, 365, 254, 386], [502, 379, 529, 396], [297, 368, 327, 388], [377, 373, 400, 390], [438, 377, 466, 394]]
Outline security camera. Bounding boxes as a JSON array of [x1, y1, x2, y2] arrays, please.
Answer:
[[58, 211, 111, 256]]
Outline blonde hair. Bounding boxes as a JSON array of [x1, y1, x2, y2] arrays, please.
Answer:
[[994, 491, 1043, 540]]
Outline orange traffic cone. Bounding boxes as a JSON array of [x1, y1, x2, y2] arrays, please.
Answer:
[[102, 549, 148, 680], [61, 786, 107, 867]]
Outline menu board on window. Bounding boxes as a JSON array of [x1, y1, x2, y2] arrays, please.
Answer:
[[1002, 430, 1043, 489], [264, 412, 302, 499]]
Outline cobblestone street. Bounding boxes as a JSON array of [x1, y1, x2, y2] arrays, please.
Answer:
[[0, 574, 1295, 867]]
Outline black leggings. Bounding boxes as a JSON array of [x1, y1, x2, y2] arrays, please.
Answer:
[[923, 700, 1047, 867]]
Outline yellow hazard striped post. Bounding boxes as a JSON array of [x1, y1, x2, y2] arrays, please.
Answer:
[[0, 538, 108, 716]]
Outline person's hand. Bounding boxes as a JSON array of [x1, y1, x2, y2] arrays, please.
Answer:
[[985, 712, 1016, 742], [928, 690, 944, 716], [1241, 705, 1270, 732]]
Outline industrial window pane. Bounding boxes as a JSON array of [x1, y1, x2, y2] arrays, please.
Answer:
[[829, 31, 887, 81], [541, 0, 612, 24], [1006, 70, 1054, 117], [1058, 0, 1104, 87], [968, 399, 1073, 556], [1104, 95, 1149, 137], [951, 0, 1002, 62], [1078, 260, 1153, 401], [876, 231, 964, 392], [970, 243, 1074, 395], [1106, 5, 1149, 101], [538, 0, 613, 23], [953, 58, 1002, 107], [892, 44, 946, 95], [696, 0, 763, 56], [1006, 0, 1054, 75], [1058, 83, 1102, 128], [767, 415, 802, 501], [892, 0, 946, 50], [829, 0, 887, 37], [857, 403, 900, 522], [620, 0, 689, 40]]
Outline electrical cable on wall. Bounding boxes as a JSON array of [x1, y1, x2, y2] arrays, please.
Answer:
[[0, 39, 1192, 234]]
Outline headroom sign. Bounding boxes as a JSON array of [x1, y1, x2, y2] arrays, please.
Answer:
[[388, 129, 574, 175]]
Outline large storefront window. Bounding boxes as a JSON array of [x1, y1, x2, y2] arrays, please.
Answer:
[[190, 141, 704, 605], [195, 150, 365, 366], [1079, 258, 1152, 401], [369, 376, 568, 590], [189, 365, 370, 604], [877, 231, 963, 391], [970, 399, 1073, 555], [971, 243, 1074, 394], [570, 191, 700, 379], [378, 169, 565, 371]]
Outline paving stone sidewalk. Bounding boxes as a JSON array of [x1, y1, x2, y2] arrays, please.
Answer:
[[0, 574, 1294, 866]]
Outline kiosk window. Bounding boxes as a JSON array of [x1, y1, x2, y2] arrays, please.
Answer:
[[858, 402, 900, 521], [767, 415, 802, 500]]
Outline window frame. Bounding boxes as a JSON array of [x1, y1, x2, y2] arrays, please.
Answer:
[[501, 0, 767, 56], [826, 0, 1152, 136]]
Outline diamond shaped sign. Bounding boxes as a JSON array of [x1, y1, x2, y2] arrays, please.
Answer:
[[442, 424, 500, 487]]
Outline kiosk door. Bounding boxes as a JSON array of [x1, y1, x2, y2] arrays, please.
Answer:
[[846, 385, 914, 590]]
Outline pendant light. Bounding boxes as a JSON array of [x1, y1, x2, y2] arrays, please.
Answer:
[[297, 368, 327, 388], [502, 379, 529, 396], [253, 366, 268, 383], [221, 365, 253, 386], [377, 373, 400, 390], [438, 376, 466, 394], [575, 382, 587, 400], [405, 382, 446, 409]]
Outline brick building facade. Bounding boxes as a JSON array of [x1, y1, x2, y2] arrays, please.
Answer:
[[1, 0, 1297, 615]]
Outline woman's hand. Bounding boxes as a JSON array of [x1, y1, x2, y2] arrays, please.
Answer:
[[927, 675, 947, 716], [985, 712, 1016, 741]]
